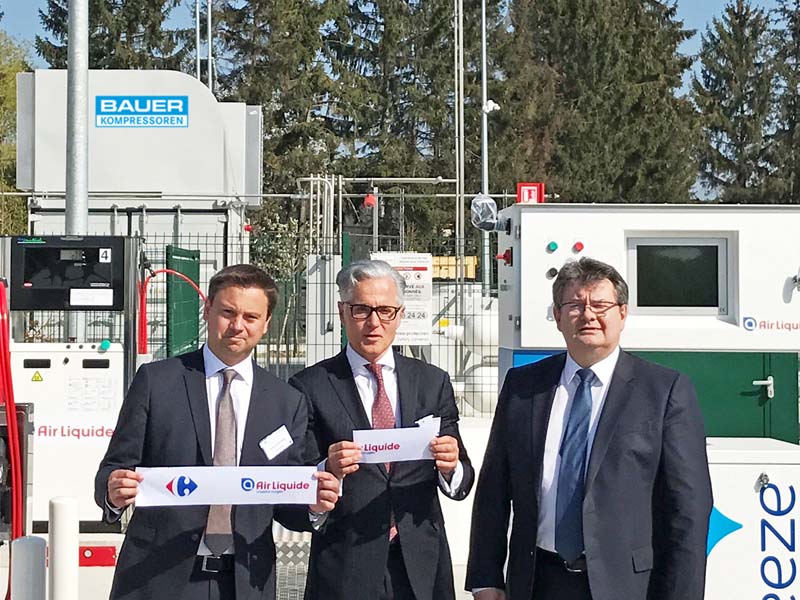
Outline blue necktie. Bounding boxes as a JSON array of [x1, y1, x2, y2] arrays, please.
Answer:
[[555, 368, 595, 563]]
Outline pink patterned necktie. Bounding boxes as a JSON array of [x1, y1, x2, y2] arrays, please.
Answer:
[[364, 362, 398, 541]]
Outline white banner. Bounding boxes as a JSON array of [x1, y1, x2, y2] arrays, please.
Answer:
[[136, 466, 317, 507], [353, 418, 440, 464]]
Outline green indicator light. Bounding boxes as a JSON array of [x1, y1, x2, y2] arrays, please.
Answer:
[[99, 339, 111, 352], [547, 241, 558, 252]]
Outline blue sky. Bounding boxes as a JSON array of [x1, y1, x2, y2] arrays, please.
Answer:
[[0, 0, 782, 67]]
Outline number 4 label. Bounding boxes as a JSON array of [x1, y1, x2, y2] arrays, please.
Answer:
[[99, 248, 112, 263]]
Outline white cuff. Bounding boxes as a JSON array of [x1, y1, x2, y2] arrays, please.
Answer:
[[437, 460, 464, 497]]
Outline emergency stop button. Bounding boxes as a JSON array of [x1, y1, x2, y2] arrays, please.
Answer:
[[496, 248, 513, 266]]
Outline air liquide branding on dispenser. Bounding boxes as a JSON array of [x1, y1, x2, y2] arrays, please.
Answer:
[[95, 95, 189, 128]]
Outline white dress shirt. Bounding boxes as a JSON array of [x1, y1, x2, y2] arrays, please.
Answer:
[[345, 345, 465, 495], [202, 343, 254, 465], [537, 346, 620, 552], [199, 344, 255, 555]]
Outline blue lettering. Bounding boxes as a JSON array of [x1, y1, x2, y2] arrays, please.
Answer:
[[761, 484, 797, 517], [761, 556, 797, 589], [762, 519, 796, 553]]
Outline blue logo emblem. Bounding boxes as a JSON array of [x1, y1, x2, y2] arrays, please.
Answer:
[[95, 95, 189, 128], [165, 475, 198, 497], [743, 316, 757, 331], [706, 506, 743, 556], [241, 477, 255, 492]]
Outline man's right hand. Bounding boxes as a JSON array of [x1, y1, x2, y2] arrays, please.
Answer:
[[107, 469, 143, 509], [473, 589, 506, 600], [327, 441, 362, 479]]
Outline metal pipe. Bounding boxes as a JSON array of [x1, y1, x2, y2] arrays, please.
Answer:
[[480, 0, 491, 298], [195, 0, 201, 79], [49, 497, 79, 600], [340, 177, 455, 185], [207, 0, 213, 93], [337, 174, 343, 254], [11, 536, 46, 600], [456, 0, 466, 376], [372, 185, 379, 253], [65, 0, 88, 236]]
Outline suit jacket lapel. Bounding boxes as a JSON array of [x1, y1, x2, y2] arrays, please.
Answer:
[[240, 367, 286, 465], [182, 350, 212, 466], [327, 350, 372, 431], [585, 350, 635, 490], [394, 352, 418, 430], [531, 355, 564, 489]]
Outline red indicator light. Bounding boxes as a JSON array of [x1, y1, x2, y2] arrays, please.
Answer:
[[573, 242, 584, 252]]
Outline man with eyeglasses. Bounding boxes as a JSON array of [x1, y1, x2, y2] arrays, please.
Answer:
[[466, 257, 712, 600], [290, 259, 474, 600]]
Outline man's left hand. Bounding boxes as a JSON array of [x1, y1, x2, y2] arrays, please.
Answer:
[[430, 435, 459, 478], [309, 470, 340, 513]]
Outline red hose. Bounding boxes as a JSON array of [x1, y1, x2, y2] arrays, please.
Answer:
[[138, 269, 206, 355], [0, 282, 23, 599]]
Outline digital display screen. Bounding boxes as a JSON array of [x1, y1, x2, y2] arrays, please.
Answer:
[[23, 247, 113, 290], [636, 245, 719, 307]]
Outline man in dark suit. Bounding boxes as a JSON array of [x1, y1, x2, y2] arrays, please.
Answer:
[[290, 259, 475, 600], [466, 257, 712, 600], [95, 264, 339, 600]]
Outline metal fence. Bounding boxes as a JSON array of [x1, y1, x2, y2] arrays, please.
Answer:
[[12, 214, 501, 416]]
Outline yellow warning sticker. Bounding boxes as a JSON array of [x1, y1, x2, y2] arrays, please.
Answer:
[[31, 371, 43, 382]]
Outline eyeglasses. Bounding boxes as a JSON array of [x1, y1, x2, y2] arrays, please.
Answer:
[[343, 302, 402, 322], [558, 300, 620, 318]]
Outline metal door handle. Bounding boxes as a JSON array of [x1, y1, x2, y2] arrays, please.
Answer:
[[752, 375, 775, 399]]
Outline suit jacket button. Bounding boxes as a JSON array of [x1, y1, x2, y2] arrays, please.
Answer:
[[191, 533, 200, 541]]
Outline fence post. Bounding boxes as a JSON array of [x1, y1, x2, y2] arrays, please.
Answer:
[[10, 536, 46, 600], [48, 497, 79, 600]]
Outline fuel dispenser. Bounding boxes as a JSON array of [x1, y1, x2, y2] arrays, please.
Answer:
[[0, 236, 139, 534]]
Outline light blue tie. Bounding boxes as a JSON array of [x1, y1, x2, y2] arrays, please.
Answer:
[[555, 367, 595, 563]]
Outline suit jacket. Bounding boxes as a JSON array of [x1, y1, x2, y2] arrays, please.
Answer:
[[94, 349, 311, 600], [289, 350, 475, 600], [465, 350, 713, 600]]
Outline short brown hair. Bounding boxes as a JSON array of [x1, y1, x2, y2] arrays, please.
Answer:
[[552, 257, 629, 306], [207, 264, 279, 317]]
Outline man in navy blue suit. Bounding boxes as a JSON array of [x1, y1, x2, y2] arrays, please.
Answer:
[[466, 257, 712, 600], [96, 264, 339, 600]]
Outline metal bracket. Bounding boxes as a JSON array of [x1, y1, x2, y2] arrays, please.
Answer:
[[752, 375, 775, 399]]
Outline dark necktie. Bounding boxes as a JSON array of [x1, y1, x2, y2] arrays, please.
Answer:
[[205, 368, 237, 555], [364, 362, 398, 540], [555, 367, 595, 563]]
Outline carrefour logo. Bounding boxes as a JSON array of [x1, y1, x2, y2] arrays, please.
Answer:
[[95, 96, 189, 128], [165, 475, 198, 497]]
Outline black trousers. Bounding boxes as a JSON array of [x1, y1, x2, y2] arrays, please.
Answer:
[[532, 549, 592, 600], [379, 540, 416, 600]]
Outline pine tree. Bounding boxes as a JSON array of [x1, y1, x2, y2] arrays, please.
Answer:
[[490, 0, 697, 203], [216, 0, 337, 193], [692, 0, 775, 203], [770, 0, 800, 203], [36, 0, 189, 70]]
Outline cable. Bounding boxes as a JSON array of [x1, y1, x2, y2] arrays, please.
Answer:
[[138, 269, 206, 355], [0, 282, 23, 600]]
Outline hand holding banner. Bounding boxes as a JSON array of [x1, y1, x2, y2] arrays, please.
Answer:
[[353, 418, 441, 464], [136, 466, 317, 507]]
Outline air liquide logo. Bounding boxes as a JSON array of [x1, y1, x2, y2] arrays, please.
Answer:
[[95, 96, 189, 128], [743, 315, 800, 332], [165, 475, 198, 497], [241, 477, 310, 494]]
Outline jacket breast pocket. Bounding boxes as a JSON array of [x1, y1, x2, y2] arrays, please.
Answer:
[[632, 546, 653, 572]]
